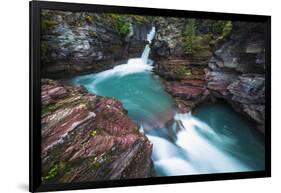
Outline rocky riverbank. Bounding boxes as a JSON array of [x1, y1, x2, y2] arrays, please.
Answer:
[[152, 19, 266, 133], [39, 11, 266, 183], [41, 79, 154, 183]]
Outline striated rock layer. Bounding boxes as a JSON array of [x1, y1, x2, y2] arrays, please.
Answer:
[[41, 79, 154, 184], [152, 19, 266, 133], [206, 22, 265, 133], [41, 10, 152, 78]]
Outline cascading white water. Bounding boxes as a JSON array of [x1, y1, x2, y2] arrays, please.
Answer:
[[80, 27, 156, 86], [141, 27, 155, 64], [147, 113, 252, 176], [146, 26, 155, 43], [141, 45, 151, 65]]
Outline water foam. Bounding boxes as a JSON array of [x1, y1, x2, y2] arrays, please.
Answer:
[[149, 113, 251, 176], [88, 27, 156, 85]]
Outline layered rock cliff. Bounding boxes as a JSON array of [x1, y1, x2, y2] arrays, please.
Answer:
[[41, 79, 154, 183], [41, 10, 152, 78], [207, 22, 265, 133], [152, 19, 266, 133]]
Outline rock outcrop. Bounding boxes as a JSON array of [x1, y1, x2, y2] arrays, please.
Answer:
[[41, 79, 154, 183], [152, 19, 266, 133], [152, 18, 224, 112], [41, 10, 151, 78], [207, 22, 266, 133]]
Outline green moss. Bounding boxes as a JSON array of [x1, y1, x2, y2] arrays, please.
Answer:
[[211, 20, 233, 44], [90, 130, 97, 137], [183, 19, 197, 54], [110, 14, 130, 36], [85, 15, 94, 24], [88, 29, 97, 37], [175, 65, 192, 76], [42, 162, 66, 182], [42, 103, 62, 114], [41, 16, 58, 31], [92, 157, 101, 169], [222, 21, 233, 37], [79, 96, 89, 106], [90, 151, 112, 170], [130, 15, 149, 23]]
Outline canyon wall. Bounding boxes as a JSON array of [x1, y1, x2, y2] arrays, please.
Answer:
[[41, 10, 152, 78], [152, 19, 266, 133]]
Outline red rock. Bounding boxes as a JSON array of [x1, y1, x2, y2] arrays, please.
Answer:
[[41, 79, 154, 184], [153, 58, 209, 113]]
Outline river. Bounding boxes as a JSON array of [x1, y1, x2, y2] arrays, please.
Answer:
[[67, 27, 264, 176]]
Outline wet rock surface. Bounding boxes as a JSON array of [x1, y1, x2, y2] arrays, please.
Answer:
[[41, 10, 152, 78], [152, 20, 266, 133], [41, 79, 154, 183]]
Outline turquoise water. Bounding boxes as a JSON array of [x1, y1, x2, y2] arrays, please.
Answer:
[[147, 104, 264, 176], [193, 103, 265, 170], [66, 26, 264, 176], [68, 61, 175, 130], [68, 64, 265, 176]]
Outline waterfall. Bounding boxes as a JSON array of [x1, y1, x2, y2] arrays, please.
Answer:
[[141, 26, 155, 64], [147, 112, 251, 176], [147, 26, 156, 43], [75, 27, 156, 86], [141, 45, 151, 65]]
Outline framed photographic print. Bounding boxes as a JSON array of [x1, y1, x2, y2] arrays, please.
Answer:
[[30, 1, 271, 192]]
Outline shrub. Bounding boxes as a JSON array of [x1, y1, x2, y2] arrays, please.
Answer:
[[183, 19, 232, 54], [110, 14, 130, 36]]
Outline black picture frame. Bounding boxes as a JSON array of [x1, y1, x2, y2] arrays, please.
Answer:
[[29, 1, 271, 192]]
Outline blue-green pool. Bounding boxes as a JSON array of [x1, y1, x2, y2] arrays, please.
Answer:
[[68, 60, 265, 176]]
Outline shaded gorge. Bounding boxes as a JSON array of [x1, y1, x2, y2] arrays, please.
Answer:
[[67, 27, 264, 177]]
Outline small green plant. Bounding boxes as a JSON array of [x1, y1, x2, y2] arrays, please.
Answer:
[[92, 157, 101, 169], [85, 15, 94, 24], [222, 21, 233, 37], [90, 130, 97, 137], [41, 14, 58, 31], [212, 20, 233, 43], [42, 162, 65, 182]]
